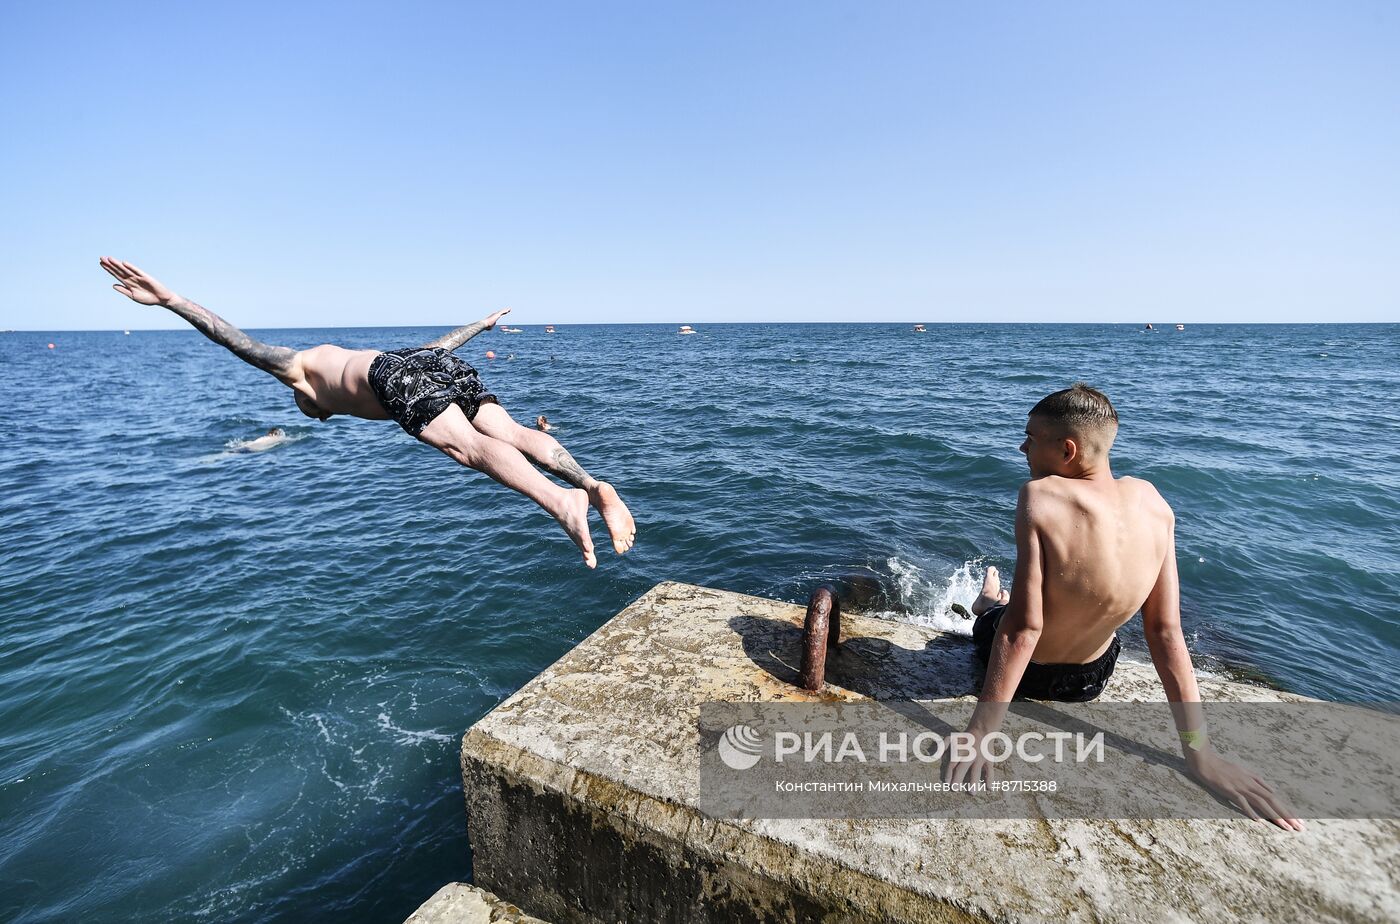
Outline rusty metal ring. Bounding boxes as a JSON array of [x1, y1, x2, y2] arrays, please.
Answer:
[[798, 585, 842, 691]]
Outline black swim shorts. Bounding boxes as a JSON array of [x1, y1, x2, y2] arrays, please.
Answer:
[[973, 605, 1120, 702], [367, 348, 498, 437]]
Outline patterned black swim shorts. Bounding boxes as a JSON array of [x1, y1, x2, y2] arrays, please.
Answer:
[[367, 348, 498, 437]]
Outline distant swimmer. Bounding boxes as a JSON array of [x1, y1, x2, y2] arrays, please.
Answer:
[[100, 258, 635, 568], [535, 415, 554, 432], [945, 384, 1302, 831], [238, 427, 289, 453]]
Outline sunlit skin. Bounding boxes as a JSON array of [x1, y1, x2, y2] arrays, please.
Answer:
[[944, 410, 1304, 831], [100, 257, 635, 568]]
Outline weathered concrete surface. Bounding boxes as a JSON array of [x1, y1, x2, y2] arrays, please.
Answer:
[[461, 582, 1400, 923], [404, 883, 550, 923]]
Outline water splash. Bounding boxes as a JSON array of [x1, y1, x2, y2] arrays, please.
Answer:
[[868, 556, 992, 636]]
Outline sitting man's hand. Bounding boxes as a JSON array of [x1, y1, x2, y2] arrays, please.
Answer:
[[941, 726, 1000, 787], [1187, 749, 1305, 831]]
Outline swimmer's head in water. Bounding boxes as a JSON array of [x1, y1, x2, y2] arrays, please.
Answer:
[[1022, 383, 1117, 476], [294, 391, 333, 422], [268, 427, 285, 437]]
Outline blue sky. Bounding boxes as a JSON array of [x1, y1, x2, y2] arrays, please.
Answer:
[[1, 1, 1396, 329]]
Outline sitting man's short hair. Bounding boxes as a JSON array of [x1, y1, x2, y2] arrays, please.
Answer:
[[1030, 383, 1119, 451]]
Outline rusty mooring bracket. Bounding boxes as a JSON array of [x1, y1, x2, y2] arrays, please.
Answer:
[[798, 584, 842, 691]]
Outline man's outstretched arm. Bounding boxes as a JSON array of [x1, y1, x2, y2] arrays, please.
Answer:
[[422, 308, 511, 351], [1143, 509, 1304, 831], [100, 257, 299, 384]]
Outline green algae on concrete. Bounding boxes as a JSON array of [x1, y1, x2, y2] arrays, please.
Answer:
[[460, 582, 1400, 923]]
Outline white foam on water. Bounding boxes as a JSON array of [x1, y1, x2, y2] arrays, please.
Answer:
[[375, 712, 455, 746], [307, 712, 334, 744]]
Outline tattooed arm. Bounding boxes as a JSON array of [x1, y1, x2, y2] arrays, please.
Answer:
[[100, 257, 299, 383], [422, 308, 511, 351]]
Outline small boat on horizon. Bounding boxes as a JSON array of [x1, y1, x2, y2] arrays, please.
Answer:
[[1145, 323, 1154, 330], [123, 330, 130, 335], [678, 325, 697, 335], [913, 324, 926, 333], [545, 325, 556, 334], [1175, 324, 1185, 331]]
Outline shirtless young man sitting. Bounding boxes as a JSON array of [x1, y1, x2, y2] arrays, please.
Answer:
[[100, 257, 635, 568], [944, 384, 1302, 830]]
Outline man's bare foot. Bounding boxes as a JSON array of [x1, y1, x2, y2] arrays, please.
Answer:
[[555, 488, 597, 568], [972, 565, 1011, 616], [588, 482, 636, 554]]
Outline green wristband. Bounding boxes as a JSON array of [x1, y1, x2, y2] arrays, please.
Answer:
[[1180, 729, 1208, 752]]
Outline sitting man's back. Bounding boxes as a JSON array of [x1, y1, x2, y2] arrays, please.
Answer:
[[1025, 460, 1172, 664], [968, 382, 1166, 701]]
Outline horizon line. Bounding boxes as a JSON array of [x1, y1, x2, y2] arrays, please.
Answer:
[[4, 320, 1397, 333]]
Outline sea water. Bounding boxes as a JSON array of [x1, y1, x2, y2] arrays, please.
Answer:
[[1, 323, 1396, 921]]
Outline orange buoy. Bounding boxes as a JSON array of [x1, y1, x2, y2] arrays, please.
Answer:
[[47, 343, 55, 349], [485, 350, 496, 359]]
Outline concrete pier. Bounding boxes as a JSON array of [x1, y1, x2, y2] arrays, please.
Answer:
[[458, 582, 1400, 923], [404, 884, 548, 923]]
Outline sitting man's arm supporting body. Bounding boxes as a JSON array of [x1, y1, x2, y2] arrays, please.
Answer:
[[1142, 512, 1305, 831], [945, 484, 1043, 784]]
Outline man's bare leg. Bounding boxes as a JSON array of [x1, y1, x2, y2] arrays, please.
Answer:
[[971, 566, 1012, 616], [471, 403, 636, 554], [418, 405, 598, 568]]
